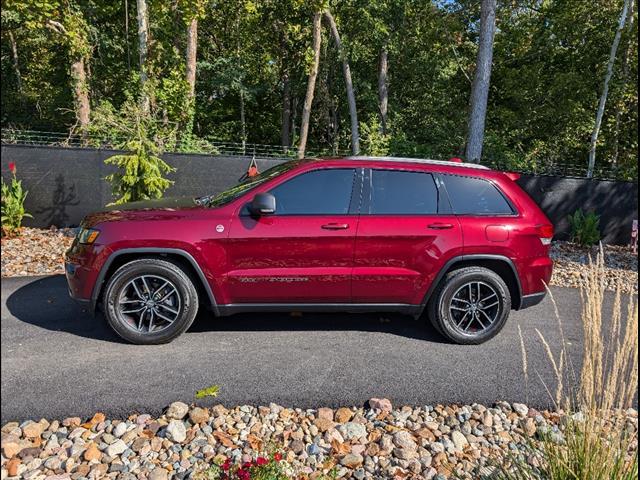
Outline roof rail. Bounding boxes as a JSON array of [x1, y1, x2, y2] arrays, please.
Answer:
[[342, 156, 490, 170]]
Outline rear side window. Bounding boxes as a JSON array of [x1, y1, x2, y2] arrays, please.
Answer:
[[369, 170, 439, 214], [269, 168, 355, 215], [444, 175, 514, 215]]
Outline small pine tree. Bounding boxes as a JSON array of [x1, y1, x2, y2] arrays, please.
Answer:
[[91, 99, 176, 205]]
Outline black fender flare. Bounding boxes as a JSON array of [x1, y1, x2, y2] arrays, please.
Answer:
[[90, 247, 219, 315], [418, 254, 522, 315]]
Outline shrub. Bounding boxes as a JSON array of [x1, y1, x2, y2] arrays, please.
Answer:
[[568, 209, 601, 246], [1, 162, 32, 236], [91, 100, 176, 205]]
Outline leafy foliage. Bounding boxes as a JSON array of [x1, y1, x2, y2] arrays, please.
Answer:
[[1, 0, 638, 177], [90, 100, 175, 205], [569, 209, 601, 246], [1, 163, 32, 236], [195, 384, 220, 399]]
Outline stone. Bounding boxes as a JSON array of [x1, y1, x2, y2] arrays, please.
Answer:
[[513, 403, 529, 417], [6, 458, 20, 477], [368, 398, 392, 412], [415, 427, 436, 442], [149, 467, 169, 480], [62, 418, 81, 428], [166, 402, 189, 420], [340, 453, 364, 468], [317, 408, 334, 422], [189, 408, 209, 425], [106, 439, 128, 457], [165, 421, 187, 443], [523, 418, 537, 437], [340, 422, 367, 441], [394, 447, 418, 460], [22, 422, 45, 439], [83, 442, 101, 461], [113, 422, 128, 438], [334, 408, 353, 423], [393, 431, 417, 450], [451, 431, 468, 451]]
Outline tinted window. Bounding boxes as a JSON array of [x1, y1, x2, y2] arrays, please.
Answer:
[[444, 175, 514, 215], [269, 168, 355, 215], [369, 170, 438, 214]]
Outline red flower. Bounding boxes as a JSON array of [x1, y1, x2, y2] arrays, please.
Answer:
[[274, 452, 283, 462], [256, 457, 268, 466], [8, 162, 16, 174], [221, 458, 231, 471], [237, 469, 251, 480], [242, 462, 253, 469]]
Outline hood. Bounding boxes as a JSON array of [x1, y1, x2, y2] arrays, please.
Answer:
[[103, 196, 200, 211], [81, 196, 206, 227]]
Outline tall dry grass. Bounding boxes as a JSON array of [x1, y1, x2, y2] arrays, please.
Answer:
[[495, 247, 639, 480]]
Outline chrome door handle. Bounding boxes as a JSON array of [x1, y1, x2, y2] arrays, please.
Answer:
[[321, 223, 350, 230], [428, 223, 454, 230]]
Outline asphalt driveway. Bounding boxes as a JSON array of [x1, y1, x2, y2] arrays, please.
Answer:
[[0, 274, 612, 423]]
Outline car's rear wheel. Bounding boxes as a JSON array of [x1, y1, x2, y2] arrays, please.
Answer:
[[103, 258, 199, 344], [427, 266, 511, 345]]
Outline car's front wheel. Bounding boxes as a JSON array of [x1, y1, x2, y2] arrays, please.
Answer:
[[427, 266, 511, 345], [103, 258, 199, 344]]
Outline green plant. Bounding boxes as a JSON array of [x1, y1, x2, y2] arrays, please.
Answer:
[[1, 163, 32, 236], [91, 100, 176, 205], [360, 115, 390, 156], [568, 209, 601, 246], [195, 384, 220, 399], [198, 452, 290, 480]]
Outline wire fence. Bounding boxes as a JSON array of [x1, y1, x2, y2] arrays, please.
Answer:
[[1, 128, 636, 181], [0, 128, 350, 160]]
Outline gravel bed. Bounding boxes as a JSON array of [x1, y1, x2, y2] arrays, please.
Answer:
[[1, 227, 75, 277], [2, 401, 637, 480], [549, 241, 638, 294], [1, 229, 637, 294]]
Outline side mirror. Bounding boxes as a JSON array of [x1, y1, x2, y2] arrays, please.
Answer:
[[249, 192, 276, 215]]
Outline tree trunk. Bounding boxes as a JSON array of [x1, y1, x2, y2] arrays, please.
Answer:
[[612, 0, 635, 167], [378, 47, 388, 134], [465, 0, 497, 163], [136, 0, 150, 113], [8, 31, 23, 97], [324, 10, 359, 155], [281, 68, 291, 148], [185, 17, 198, 99], [71, 58, 90, 129], [291, 96, 299, 147], [587, 0, 631, 178], [240, 89, 246, 154], [297, 12, 322, 160]]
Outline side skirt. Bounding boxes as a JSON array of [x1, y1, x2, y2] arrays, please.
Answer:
[[216, 303, 422, 317]]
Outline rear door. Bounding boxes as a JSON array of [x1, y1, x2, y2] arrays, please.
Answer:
[[352, 168, 463, 305], [225, 167, 361, 303]]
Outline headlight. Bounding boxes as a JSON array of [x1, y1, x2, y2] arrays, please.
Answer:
[[77, 228, 100, 244]]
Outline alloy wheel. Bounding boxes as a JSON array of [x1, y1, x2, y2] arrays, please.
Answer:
[[448, 281, 501, 335], [117, 274, 182, 334]]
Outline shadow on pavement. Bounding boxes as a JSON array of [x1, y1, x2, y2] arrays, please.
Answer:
[[5, 274, 448, 344]]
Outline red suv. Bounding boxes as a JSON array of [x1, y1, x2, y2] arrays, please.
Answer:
[[65, 157, 553, 345]]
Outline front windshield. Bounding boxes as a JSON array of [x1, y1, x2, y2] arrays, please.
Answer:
[[197, 159, 306, 207]]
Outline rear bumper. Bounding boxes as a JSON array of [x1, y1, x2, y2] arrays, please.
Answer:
[[518, 291, 546, 310]]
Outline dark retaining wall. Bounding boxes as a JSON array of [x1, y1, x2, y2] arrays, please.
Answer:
[[2, 144, 637, 245]]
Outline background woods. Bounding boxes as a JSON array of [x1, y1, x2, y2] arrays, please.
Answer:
[[1, 0, 638, 178]]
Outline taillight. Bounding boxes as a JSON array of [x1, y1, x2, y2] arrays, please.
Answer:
[[537, 224, 554, 245]]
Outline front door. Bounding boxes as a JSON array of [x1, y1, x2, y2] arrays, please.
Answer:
[[352, 168, 463, 305], [225, 167, 360, 303]]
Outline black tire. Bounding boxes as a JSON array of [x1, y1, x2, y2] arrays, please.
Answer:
[[103, 258, 199, 344], [427, 266, 511, 345]]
